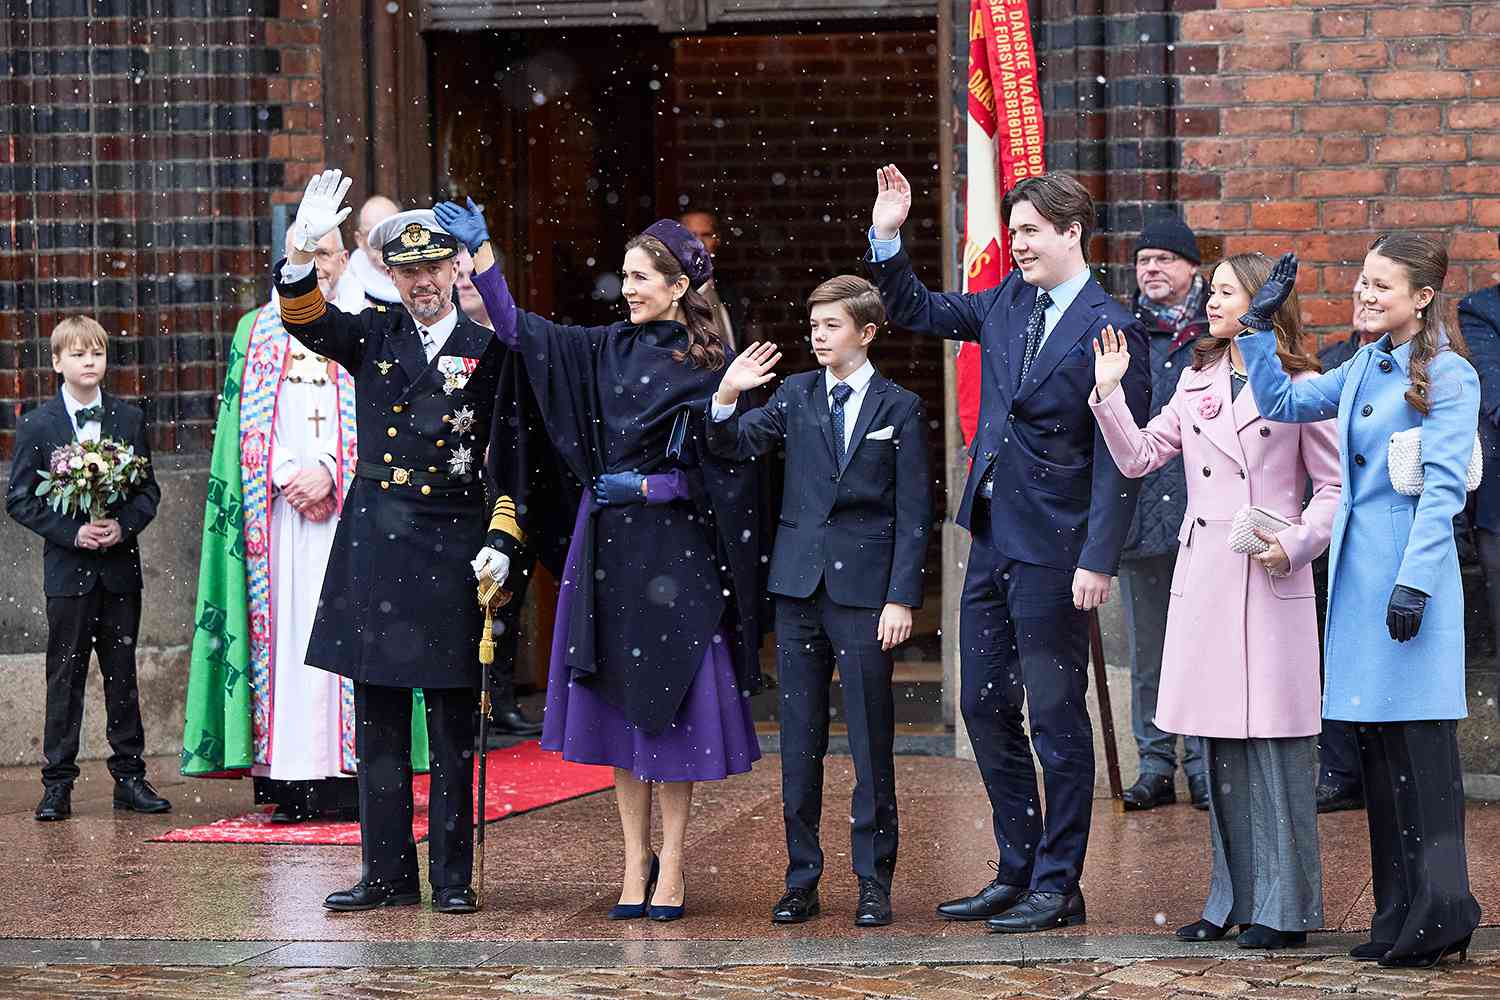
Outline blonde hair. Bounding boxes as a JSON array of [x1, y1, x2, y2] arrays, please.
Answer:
[[50, 316, 109, 356]]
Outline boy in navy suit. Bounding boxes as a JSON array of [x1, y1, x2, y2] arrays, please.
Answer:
[[707, 275, 931, 928], [5, 317, 168, 822]]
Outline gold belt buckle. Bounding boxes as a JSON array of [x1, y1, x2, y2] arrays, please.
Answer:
[[391, 467, 411, 486]]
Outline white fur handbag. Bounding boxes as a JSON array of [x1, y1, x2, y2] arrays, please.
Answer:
[[1386, 427, 1482, 496], [1227, 506, 1294, 555]]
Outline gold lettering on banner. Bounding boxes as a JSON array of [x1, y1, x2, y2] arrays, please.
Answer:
[[986, 0, 1045, 179], [968, 67, 995, 115], [967, 246, 995, 280], [970, 6, 985, 41]]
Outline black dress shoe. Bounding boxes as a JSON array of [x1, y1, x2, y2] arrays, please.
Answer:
[[433, 886, 479, 914], [1189, 773, 1211, 811], [1377, 933, 1470, 968], [35, 785, 72, 822], [1349, 940, 1393, 961], [1236, 924, 1307, 950], [270, 803, 311, 824], [936, 863, 1028, 921], [771, 886, 820, 924], [491, 704, 544, 738], [113, 776, 171, 814], [854, 879, 893, 928], [1315, 783, 1365, 813], [1121, 773, 1175, 811], [1176, 919, 1229, 942], [985, 889, 1086, 933], [323, 880, 422, 911]]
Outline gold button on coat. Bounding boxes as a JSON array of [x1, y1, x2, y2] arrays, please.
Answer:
[[435, 439, 445, 448], [383, 452, 393, 463], [392, 404, 403, 413], [421, 485, 432, 496], [387, 427, 397, 438]]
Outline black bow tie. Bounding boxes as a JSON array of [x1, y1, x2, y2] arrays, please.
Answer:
[[75, 405, 102, 428]]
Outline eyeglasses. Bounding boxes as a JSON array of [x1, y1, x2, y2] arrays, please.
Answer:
[[1135, 253, 1182, 269]]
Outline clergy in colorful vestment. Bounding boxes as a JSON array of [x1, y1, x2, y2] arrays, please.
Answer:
[[180, 226, 428, 821]]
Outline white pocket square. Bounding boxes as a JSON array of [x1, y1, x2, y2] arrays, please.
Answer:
[[866, 426, 895, 440]]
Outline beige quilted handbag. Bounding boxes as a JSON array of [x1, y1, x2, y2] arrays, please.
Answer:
[[1228, 506, 1293, 555], [1387, 427, 1482, 496]]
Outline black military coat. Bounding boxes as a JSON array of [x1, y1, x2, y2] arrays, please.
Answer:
[[274, 260, 515, 689]]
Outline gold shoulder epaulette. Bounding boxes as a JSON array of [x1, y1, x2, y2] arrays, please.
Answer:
[[280, 286, 327, 326], [489, 495, 524, 543]]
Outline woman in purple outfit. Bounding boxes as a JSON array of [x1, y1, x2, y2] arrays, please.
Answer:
[[435, 199, 764, 923]]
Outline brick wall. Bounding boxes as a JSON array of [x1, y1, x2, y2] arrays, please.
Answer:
[[1172, 1, 1500, 341], [0, 0, 321, 458], [667, 31, 946, 419], [667, 30, 948, 515]]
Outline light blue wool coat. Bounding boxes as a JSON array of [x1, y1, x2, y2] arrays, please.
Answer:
[[1240, 327, 1478, 723]]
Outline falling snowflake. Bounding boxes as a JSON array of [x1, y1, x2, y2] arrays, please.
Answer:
[[448, 444, 474, 477]]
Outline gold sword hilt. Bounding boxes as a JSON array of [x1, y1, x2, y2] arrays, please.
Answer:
[[477, 578, 512, 717]]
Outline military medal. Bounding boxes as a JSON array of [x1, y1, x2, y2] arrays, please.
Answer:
[[450, 405, 476, 435], [448, 444, 474, 477], [438, 355, 479, 394]]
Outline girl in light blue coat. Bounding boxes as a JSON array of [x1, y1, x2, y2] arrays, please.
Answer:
[[1239, 234, 1481, 970]]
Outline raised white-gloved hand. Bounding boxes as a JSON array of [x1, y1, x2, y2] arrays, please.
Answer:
[[471, 547, 510, 586], [289, 168, 354, 253]]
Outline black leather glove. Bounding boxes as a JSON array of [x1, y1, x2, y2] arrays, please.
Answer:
[[1386, 584, 1428, 643], [1237, 252, 1299, 331]]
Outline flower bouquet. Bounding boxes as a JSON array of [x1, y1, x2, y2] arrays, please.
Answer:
[[34, 437, 152, 520]]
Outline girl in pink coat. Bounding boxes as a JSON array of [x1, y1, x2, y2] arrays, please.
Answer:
[[1089, 253, 1342, 950]]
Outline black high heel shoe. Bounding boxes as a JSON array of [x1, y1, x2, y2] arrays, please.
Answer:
[[608, 854, 659, 920], [1377, 933, 1471, 969]]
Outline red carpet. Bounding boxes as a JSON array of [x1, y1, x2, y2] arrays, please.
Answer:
[[150, 741, 614, 846]]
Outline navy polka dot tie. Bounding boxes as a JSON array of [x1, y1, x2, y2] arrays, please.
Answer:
[[830, 382, 853, 462]]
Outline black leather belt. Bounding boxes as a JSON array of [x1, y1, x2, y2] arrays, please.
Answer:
[[356, 461, 475, 492]]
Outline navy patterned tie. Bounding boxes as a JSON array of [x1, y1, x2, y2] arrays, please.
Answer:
[[830, 382, 853, 462], [1017, 290, 1053, 389]]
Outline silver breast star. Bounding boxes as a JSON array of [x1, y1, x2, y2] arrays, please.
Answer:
[[450, 405, 476, 435], [447, 444, 474, 477]]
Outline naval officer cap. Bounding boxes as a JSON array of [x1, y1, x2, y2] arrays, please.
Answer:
[[371, 209, 460, 267]]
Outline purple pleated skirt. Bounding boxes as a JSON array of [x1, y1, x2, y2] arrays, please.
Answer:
[[539, 496, 761, 782]]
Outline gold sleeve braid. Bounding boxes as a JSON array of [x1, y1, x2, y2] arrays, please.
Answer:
[[279, 286, 327, 326], [489, 496, 524, 543]]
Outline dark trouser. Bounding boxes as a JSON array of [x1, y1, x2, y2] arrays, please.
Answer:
[[253, 776, 358, 816], [355, 682, 476, 891], [1312, 552, 1362, 791], [42, 587, 147, 789], [960, 532, 1093, 894], [775, 588, 898, 892], [1117, 553, 1204, 781], [1356, 720, 1480, 958], [1476, 528, 1500, 699]]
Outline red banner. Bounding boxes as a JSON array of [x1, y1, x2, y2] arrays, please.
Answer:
[[958, 0, 1044, 445]]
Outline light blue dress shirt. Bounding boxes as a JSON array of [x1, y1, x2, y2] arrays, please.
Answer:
[[867, 228, 1090, 350]]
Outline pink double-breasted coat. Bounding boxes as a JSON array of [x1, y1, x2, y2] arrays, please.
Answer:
[[1091, 355, 1342, 739]]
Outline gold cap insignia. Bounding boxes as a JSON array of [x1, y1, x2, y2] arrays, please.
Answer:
[[399, 223, 431, 249]]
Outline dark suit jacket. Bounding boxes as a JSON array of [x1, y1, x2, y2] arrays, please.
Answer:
[[867, 249, 1150, 575], [5, 392, 160, 597], [706, 367, 931, 609], [1460, 285, 1500, 532]]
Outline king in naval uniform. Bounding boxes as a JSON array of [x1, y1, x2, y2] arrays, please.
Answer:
[[272, 169, 548, 914]]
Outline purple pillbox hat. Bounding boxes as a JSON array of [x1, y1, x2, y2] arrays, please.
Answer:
[[641, 219, 713, 286]]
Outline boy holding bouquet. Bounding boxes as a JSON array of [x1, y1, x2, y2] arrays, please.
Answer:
[[5, 317, 169, 821]]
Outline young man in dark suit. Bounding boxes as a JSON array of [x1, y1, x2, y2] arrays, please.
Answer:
[[864, 166, 1150, 933], [707, 275, 931, 928], [5, 316, 168, 822]]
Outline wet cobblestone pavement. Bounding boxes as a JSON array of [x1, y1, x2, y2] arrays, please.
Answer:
[[5, 955, 1500, 999]]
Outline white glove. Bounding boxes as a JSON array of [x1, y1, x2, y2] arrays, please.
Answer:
[[471, 547, 510, 586], [289, 168, 354, 253]]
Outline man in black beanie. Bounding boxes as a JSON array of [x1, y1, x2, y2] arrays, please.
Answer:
[[1118, 214, 1211, 811]]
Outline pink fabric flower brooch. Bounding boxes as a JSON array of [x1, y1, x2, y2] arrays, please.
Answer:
[[1197, 393, 1223, 420]]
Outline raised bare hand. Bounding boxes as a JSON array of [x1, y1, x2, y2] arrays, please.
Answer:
[[1092, 324, 1131, 399], [716, 341, 782, 405], [872, 165, 912, 241]]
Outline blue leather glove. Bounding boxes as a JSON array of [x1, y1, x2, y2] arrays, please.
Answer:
[[1386, 584, 1427, 643], [1237, 251, 1298, 331], [433, 197, 490, 254], [592, 472, 647, 507]]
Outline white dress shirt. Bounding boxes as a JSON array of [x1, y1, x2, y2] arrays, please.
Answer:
[[61, 386, 103, 444], [710, 359, 875, 452]]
